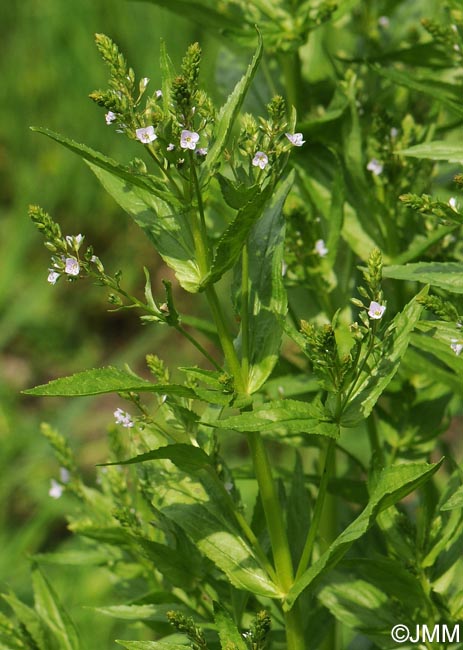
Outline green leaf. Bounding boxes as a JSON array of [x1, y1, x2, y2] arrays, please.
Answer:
[[214, 603, 247, 650], [116, 642, 188, 650], [238, 172, 293, 393], [105, 443, 213, 474], [31, 567, 80, 650], [285, 460, 442, 609], [398, 141, 463, 164], [202, 186, 272, 288], [341, 289, 426, 426], [201, 31, 263, 181], [441, 485, 463, 511], [2, 593, 50, 650], [96, 603, 194, 622], [217, 175, 260, 210], [209, 397, 338, 439], [383, 262, 463, 293], [24, 366, 197, 398]]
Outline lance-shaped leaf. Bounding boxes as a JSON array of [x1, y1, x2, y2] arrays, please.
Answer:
[[201, 31, 263, 180], [117, 642, 189, 650], [214, 603, 248, 650], [108, 444, 279, 597], [31, 128, 202, 292], [23, 366, 197, 398], [285, 460, 442, 609], [341, 288, 426, 426], [201, 186, 272, 289], [236, 172, 293, 393], [398, 140, 463, 164], [208, 397, 338, 439], [383, 262, 463, 294]]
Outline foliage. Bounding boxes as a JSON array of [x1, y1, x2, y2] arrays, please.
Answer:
[[3, 1, 463, 649]]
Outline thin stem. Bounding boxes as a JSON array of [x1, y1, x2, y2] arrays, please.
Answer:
[[174, 324, 222, 371], [189, 152, 210, 268], [241, 244, 250, 391], [296, 438, 336, 579], [205, 285, 246, 393], [145, 146, 182, 198], [280, 50, 302, 114]]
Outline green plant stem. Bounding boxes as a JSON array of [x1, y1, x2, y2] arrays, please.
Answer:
[[189, 153, 210, 270], [296, 437, 336, 579], [247, 431, 305, 650], [241, 243, 250, 391], [280, 50, 302, 113], [174, 324, 222, 371], [205, 285, 245, 393]]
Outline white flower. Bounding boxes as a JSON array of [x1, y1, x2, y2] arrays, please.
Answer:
[[114, 407, 134, 428], [60, 467, 71, 484], [136, 126, 157, 144], [155, 89, 163, 98], [451, 338, 463, 356], [367, 158, 383, 176], [285, 132, 305, 147], [196, 147, 208, 156], [368, 301, 386, 319], [449, 197, 458, 212], [180, 129, 200, 150], [378, 16, 390, 28], [167, 143, 175, 151], [49, 479, 63, 499], [105, 111, 116, 125], [64, 257, 80, 276], [66, 234, 84, 250], [224, 482, 234, 494], [141, 77, 150, 88], [314, 239, 328, 257], [390, 127, 399, 138], [252, 151, 269, 170], [47, 270, 60, 285]]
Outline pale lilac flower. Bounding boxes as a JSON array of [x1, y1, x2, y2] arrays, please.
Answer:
[[180, 129, 200, 150], [136, 126, 157, 144], [285, 132, 305, 147], [449, 197, 458, 212], [155, 89, 163, 98], [314, 239, 329, 257], [49, 479, 63, 499], [60, 467, 71, 484], [390, 127, 399, 138], [167, 143, 175, 151], [367, 158, 383, 176], [47, 270, 60, 285], [64, 257, 80, 276], [105, 111, 116, 125], [378, 16, 390, 28], [114, 407, 134, 428], [252, 151, 269, 170], [368, 301, 386, 319], [196, 147, 208, 156], [451, 339, 463, 356]]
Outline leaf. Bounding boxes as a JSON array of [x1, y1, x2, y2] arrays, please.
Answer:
[[105, 443, 213, 474], [209, 397, 338, 439], [441, 485, 463, 511], [341, 289, 426, 426], [201, 31, 263, 181], [285, 460, 442, 609], [214, 603, 247, 650], [24, 366, 197, 398], [2, 593, 50, 650], [31, 566, 80, 650], [116, 642, 188, 650], [383, 262, 463, 293], [238, 172, 293, 393], [96, 603, 194, 622], [202, 186, 272, 288], [217, 175, 260, 210], [399, 141, 463, 164]]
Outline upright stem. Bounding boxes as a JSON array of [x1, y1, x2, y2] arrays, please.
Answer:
[[280, 50, 302, 114], [174, 324, 222, 371], [241, 244, 250, 391]]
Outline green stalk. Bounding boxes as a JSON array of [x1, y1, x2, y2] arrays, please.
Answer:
[[280, 50, 302, 113], [189, 152, 210, 269], [296, 438, 336, 579], [174, 324, 222, 371], [241, 243, 250, 392]]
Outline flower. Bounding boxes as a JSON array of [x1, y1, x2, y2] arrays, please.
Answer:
[[390, 127, 399, 138], [252, 151, 269, 170], [48, 270, 60, 285], [60, 467, 71, 483], [167, 143, 175, 151], [64, 257, 80, 276], [367, 158, 383, 176], [141, 77, 150, 88], [65, 234, 84, 250], [114, 407, 134, 428], [285, 132, 305, 147], [105, 111, 116, 125], [49, 479, 63, 499], [378, 16, 390, 28], [449, 197, 458, 212], [136, 126, 157, 144], [368, 301, 386, 319], [314, 239, 328, 257], [180, 130, 200, 150], [451, 338, 463, 355], [196, 147, 208, 156], [155, 89, 163, 98]]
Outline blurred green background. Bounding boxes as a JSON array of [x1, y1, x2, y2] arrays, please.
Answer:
[[0, 0, 217, 643]]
